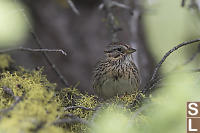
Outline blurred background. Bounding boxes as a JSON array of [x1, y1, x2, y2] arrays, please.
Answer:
[[1, 0, 200, 94], [2, 0, 200, 133]]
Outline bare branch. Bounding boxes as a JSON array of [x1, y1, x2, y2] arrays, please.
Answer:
[[30, 32, 69, 87], [102, 0, 122, 42], [0, 47, 67, 55], [150, 39, 200, 83], [64, 106, 96, 111], [66, 0, 80, 15], [99, 1, 131, 11], [12, 0, 70, 88], [111, 1, 131, 10]]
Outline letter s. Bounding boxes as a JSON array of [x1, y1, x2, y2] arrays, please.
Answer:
[[188, 103, 198, 116]]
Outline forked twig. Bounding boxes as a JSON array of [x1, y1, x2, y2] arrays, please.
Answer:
[[30, 32, 69, 87], [12, 0, 70, 87]]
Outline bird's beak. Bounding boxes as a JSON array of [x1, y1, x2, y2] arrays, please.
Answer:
[[126, 48, 136, 54]]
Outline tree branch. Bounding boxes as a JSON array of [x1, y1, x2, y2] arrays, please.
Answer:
[[12, 0, 70, 88], [2, 87, 14, 97], [135, 39, 200, 101], [30, 32, 69, 87], [64, 106, 96, 111], [66, 0, 80, 15], [0, 47, 67, 55], [150, 39, 200, 83], [99, 1, 131, 10], [0, 87, 24, 121], [52, 114, 89, 125], [0, 96, 22, 114]]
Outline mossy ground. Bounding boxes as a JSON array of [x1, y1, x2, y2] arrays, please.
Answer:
[[0, 55, 143, 133]]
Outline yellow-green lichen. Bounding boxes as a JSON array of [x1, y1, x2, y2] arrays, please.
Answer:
[[0, 54, 13, 70], [56, 87, 98, 133], [0, 68, 67, 133], [0, 67, 145, 133]]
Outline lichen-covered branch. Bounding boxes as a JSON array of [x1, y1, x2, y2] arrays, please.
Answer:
[[0, 96, 23, 115], [0, 87, 24, 120], [53, 117, 88, 125], [64, 106, 96, 111]]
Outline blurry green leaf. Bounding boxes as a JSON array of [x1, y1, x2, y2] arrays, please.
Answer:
[[0, 1, 29, 47]]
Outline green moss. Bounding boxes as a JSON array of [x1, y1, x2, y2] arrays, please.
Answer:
[[56, 87, 98, 133], [0, 54, 13, 70], [0, 68, 67, 133], [55, 87, 143, 133], [0, 66, 144, 133]]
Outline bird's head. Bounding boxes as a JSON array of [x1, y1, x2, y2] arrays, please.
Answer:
[[104, 42, 136, 61]]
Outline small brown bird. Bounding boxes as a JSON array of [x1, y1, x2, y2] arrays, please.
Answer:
[[93, 42, 140, 99]]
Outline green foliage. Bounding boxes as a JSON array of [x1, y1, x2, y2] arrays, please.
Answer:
[[0, 0, 29, 47]]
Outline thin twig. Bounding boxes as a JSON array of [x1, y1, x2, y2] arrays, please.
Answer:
[[111, 1, 131, 10], [66, 0, 80, 15], [139, 39, 200, 98], [99, 1, 131, 10], [12, 0, 70, 88], [30, 32, 69, 87], [150, 39, 200, 83], [64, 106, 96, 111], [0, 47, 67, 55]]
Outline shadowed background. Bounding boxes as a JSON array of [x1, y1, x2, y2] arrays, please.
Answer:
[[10, 0, 155, 93]]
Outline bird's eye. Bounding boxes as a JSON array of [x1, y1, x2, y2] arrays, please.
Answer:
[[117, 48, 122, 52]]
